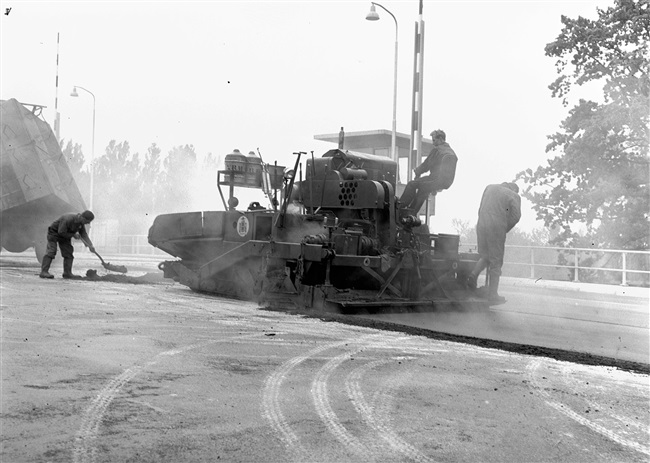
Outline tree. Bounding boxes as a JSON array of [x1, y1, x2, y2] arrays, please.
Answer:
[[194, 152, 221, 210], [158, 144, 198, 212], [137, 143, 163, 224], [451, 218, 476, 245], [516, 0, 649, 250], [57, 138, 221, 234], [93, 140, 143, 232], [450, 218, 551, 247], [60, 139, 89, 204]]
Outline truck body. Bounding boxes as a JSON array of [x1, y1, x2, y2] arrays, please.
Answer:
[[1, 98, 86, 261]]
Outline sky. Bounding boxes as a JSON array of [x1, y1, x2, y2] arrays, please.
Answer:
[[1, 0, 611, 233]]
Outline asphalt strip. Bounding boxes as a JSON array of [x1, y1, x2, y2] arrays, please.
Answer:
[[261, 306, 650, 376]]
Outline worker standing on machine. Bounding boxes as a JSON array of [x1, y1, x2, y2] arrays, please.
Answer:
[[466, 182, 521, 305], [399, 129, 458, 215], [39, 210, 96, 279]]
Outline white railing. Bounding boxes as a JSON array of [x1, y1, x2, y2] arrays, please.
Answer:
[[460, 244, 650, 287], [117, 234, 168, 256], [90, 234, 168, 256], [91, 235, 650, 288]]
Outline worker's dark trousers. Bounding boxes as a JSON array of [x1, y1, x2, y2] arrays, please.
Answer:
[[44, 234, 75, 276], [41, 256, 53, 273], [399, 177, 436, 212]]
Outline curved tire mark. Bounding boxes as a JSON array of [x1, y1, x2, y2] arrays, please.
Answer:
[[526, 358, 650, 457], [261, 340, 352, 462], [560, 364, 643, 431], [346, 359, 433, 462], [309, 335, 414, 461], [73, 336, 256, 463], [311, 348, 371, 460]]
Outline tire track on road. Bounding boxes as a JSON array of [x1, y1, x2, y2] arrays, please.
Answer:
[[72, 334, 259, 463], [526, 358, 650, 457], [261, 340, 352, 462], [346, 358, 433, 462], [310, 335, 418, 461], [311, 347, 372, 461], [560, 364, 644, 432]]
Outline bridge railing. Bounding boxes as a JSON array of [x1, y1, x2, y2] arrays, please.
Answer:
[[117, 235, 168, 256], [87, 234, 650, 288], [86, 234, 168, 256], [460, 244, 650, 287]]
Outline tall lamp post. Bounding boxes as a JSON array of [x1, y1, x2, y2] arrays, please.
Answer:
[[70, 86, 96, 212], [366, 2, 399, 172]]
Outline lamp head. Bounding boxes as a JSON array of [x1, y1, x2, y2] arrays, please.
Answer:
[[70, 87, 79, 97], [366, 4, 380, 21]]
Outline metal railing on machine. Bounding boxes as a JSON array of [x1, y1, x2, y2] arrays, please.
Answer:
[[460, 243, 650, 288]]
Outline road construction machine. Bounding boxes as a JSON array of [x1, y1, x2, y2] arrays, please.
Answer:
[[149, 145, 482, 313]]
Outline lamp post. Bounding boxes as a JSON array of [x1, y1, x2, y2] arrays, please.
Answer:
[[366, 2, 399, 171], [70, 86, 96, 212]]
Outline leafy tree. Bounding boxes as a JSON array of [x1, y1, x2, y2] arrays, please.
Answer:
[[451, 218, 551, 247], [138, 143, 163, 223], [528, 227, 553, 246], [58, 138, 221, 234], [158, 144, 198, 212], [59, 139, 85, 177], [93, 140, 143, 232], [60, 139, 89, 203], [195, 152, 221, 210], [506, 228, 550, 247], [516, 0, 649, 250], [451, 218, 475, 245]]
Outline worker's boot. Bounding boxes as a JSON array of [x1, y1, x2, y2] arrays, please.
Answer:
[[487, 273, 506, 305], [466, 258, 488, 291], [62, 257, 80, 279], [39, 256, 54, 279]]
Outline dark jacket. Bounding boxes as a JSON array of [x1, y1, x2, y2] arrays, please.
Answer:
[[48, 213, 91, 241], [414, 142, 458, 191]]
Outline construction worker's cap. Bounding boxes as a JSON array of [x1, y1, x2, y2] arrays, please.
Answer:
[[430, 130, 446, 141], [81, 210, 95, 221]]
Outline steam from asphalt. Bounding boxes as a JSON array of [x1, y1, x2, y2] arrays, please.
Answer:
[[363, 290, 559, 349], [355, 286, 644, 364], [359, 307, 503, 341]]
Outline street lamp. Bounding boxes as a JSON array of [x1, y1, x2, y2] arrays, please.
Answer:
[[70, 86, 96, 212], [366, 2, 399, 171]]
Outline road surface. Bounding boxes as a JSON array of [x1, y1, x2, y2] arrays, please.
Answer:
[[356, 283, 649, 365], [1, 254, 649, 462]]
